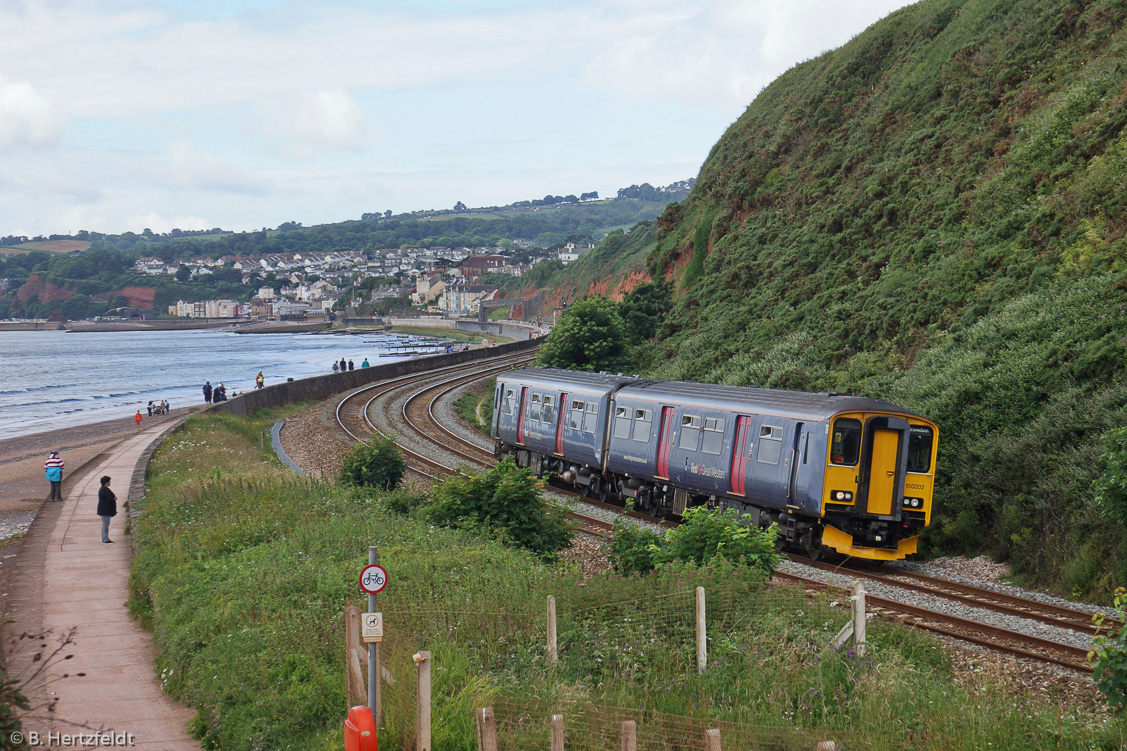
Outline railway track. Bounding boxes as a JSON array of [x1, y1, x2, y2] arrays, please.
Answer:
[[781, 556, 1103, 674], [324, 354, 1104, 675]]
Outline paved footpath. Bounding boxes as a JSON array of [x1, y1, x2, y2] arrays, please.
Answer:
[[10, 419, 200, 750]]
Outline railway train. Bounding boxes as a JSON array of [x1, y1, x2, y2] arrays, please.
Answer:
[[491, 367, 938, 561]]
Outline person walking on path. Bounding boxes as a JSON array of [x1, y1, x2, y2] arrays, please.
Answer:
[[203, 381, 213, 403], [44, 450, 64, 501], [97, 475, 117, 544], [134, 410, 143, 431], [256, 371, 265, 389]]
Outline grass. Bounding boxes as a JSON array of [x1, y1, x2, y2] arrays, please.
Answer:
[[128, 409, 1127, 750], [454, 378, 494, 436]]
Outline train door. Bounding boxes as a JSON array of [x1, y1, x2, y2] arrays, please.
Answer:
[[866, 426, 899, 516], [656, 406, 675, 480], [516, 387, 529, 445], [729, 415, 752, 495], [555, 393, 568, 455], [787, 423, 805, 503]]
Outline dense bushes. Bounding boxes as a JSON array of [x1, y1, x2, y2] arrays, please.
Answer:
[[338, 436, 407, 491]]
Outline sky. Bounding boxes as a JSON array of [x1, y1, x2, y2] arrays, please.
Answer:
[[0, 0, 916, 239]]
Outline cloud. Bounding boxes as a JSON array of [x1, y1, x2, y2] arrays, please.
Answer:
[[142, 141, 270, 195], [0, 74, 65, 151], [584, 0, 914, 107], [124, 211, 210, 235], [263, 88, 378, 159]]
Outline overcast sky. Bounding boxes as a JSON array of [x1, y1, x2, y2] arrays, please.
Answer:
[[0, 0, 915, 238]]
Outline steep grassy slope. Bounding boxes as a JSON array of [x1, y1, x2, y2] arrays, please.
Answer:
[[644, 0, 1127, 594]]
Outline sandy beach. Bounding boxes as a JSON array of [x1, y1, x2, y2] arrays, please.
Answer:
[[0, 411, 187, 539]]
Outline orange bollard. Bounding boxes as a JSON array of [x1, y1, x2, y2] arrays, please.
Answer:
[[344, 705, 377, 751]]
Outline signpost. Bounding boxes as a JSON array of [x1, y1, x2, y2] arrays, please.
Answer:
[[362, 552, 387, 725]]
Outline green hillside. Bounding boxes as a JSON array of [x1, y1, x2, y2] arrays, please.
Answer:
[[632, 0, 1127, 596]]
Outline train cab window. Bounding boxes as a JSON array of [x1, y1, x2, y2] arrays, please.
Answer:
[[757, 425, 783, 464], [530, 394, 542, 422], [831, 418, 862, 465], [907, 425, 934, 473], [679, 415, 701, 451], [569, 401, 585, 430], [542, 396, 555, 425], [613, 406, 632, 439], [584, 402, 599, 433], [701, 418, 725, 455], [503, 389, 515, 416], [632, 409, 652, 442]]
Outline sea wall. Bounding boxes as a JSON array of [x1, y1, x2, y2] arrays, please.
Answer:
[[210, 338, 537, 418]]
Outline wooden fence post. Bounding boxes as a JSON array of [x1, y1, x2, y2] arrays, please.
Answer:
[[550, 714, 565, 751], [704, 727, 722, 751], [415, 651, 431, 751], [547, 595, 557, 664], [620, 719, 637, 751], [852, 581, 867, 658], [696, 586, 708, 672], [345, 604, 366, 709], [476, 706, 498, 751], [816, 742, 837, 750]]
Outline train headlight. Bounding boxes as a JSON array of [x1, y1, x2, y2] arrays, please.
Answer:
[[832, 490, 854, 502], [902, 497, 923, 508]]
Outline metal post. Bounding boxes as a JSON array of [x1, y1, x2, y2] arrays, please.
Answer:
[[696, 586, 707, 672], [368, 546, 380, 725], [852, 581, 867, 658], [547, 595, 557, 663]]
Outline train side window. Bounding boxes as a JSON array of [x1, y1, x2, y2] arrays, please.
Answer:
[[504, 389, 515, 416], [679, 415, 701, 450], [802, 433, 810, 465], [632, 409, 652, 442], [584, 402, 598, 433], [569, 401, 585, 430], [907, 425, 934, 473], [530, 393, 542, 422], [831, 418, 862, 465], [701, 417, 725, 455], [542, 396, 555, 424], [757, 425, 783, 465], [613, 406, 632, 439]]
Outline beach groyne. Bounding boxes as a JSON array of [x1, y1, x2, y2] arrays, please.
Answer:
[[210, 337, 539, 418]]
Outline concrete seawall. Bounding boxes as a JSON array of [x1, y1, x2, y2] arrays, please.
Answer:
[[210, 338, 538, 418]]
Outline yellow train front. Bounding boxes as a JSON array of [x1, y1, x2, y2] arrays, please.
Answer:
[[494, 370, 939, 561]]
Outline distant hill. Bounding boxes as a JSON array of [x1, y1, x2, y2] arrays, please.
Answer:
[[543, 0, 1127, 596], [1, 240, 90, 255]]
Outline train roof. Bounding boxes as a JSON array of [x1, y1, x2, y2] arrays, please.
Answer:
[[617, 379, 927, 422], [498, 367, 640, 393]]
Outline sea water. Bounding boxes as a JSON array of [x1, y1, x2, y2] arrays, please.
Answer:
[[0, 329, 419, 440]]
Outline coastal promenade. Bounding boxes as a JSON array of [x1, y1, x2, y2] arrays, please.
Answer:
[[4, 417, 200, 749]]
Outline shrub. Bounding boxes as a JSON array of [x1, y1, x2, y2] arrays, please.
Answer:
[[607, 506, 781, 578], [338, 435, 407, 491], [1095, 426, 1127, 527], [1091, 587, 1127, 712], [427, 461, 573, 561]]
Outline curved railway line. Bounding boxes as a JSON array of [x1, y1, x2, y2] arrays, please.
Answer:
[[310, 352, 1105, 677]]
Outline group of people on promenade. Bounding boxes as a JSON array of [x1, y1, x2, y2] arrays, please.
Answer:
[[332, 358, 368, 372], [43, 450, 118, 544], [202, 381, 229, 403]]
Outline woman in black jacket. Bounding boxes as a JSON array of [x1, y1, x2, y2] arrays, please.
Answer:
[[97, 476, 117, 545]]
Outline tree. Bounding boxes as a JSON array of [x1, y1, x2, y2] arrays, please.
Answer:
[[175, 265, 192, 282], [536, 295, 629, 372], [618, 280, 672, 344], [454, 201, 467, 212]]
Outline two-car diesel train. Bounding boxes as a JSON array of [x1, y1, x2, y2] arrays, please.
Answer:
[[491, 368, 938, 561]]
